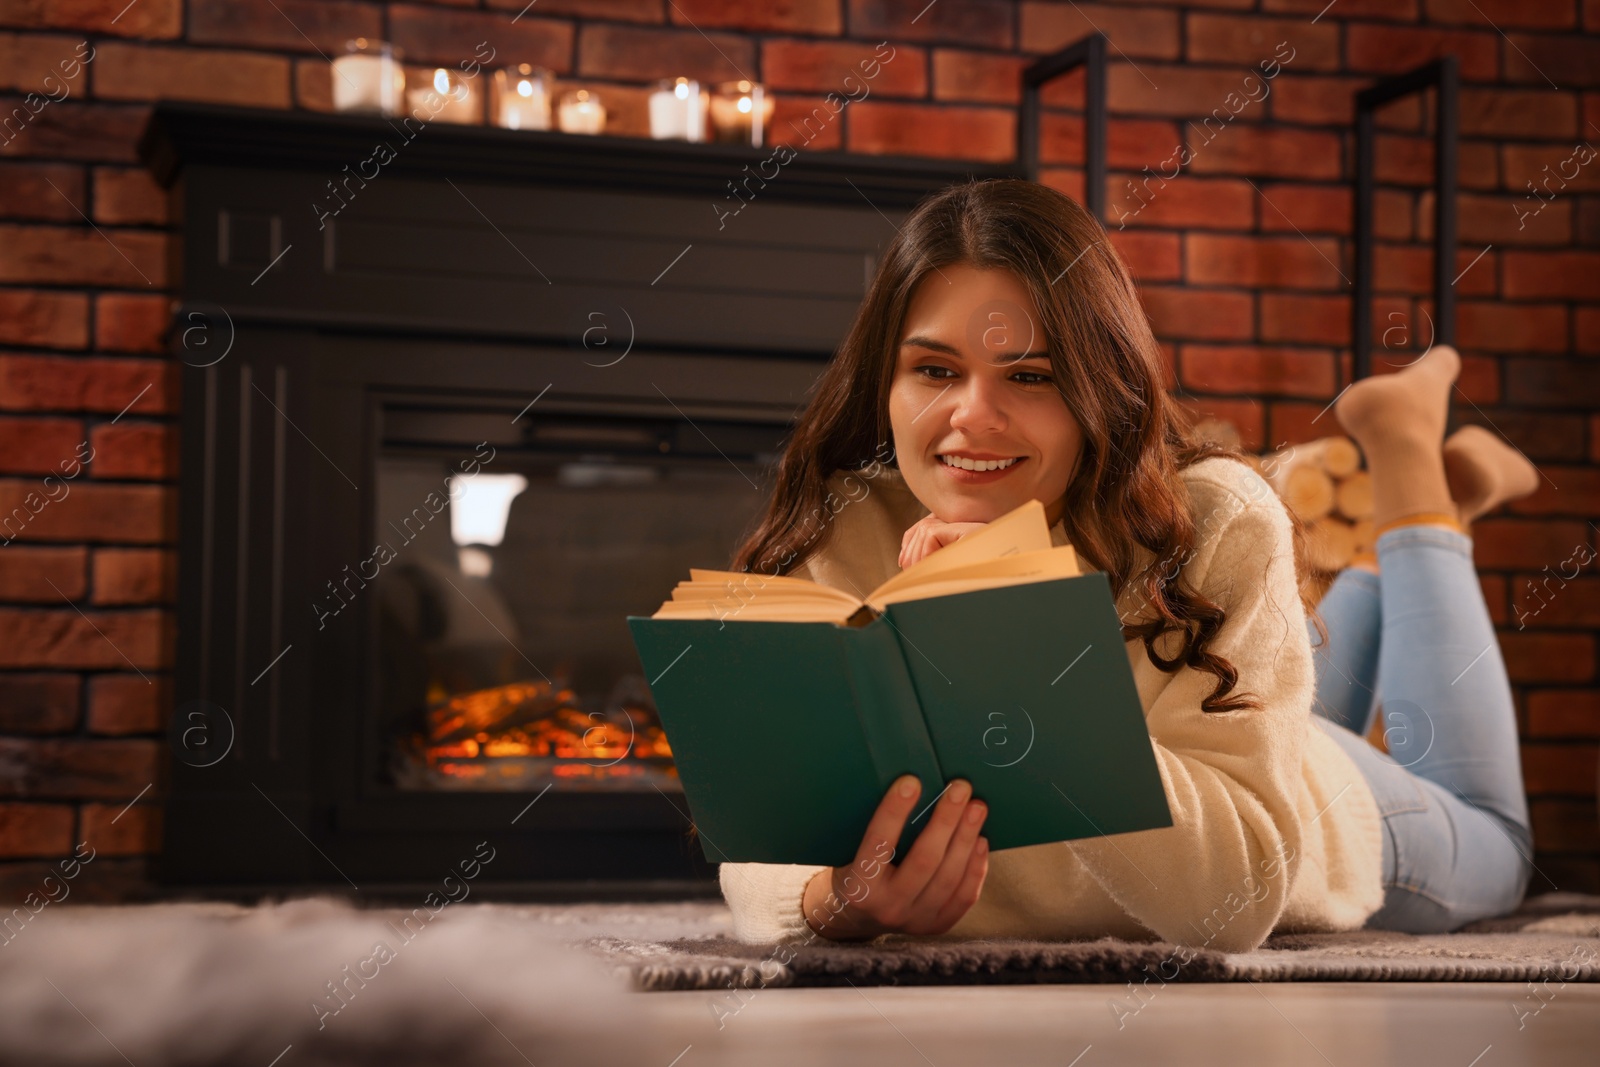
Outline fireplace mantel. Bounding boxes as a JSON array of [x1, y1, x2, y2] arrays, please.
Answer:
[[142, 103, 1000, 897]]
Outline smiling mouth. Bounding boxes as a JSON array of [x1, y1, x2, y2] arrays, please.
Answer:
[[939, 454, 1024, 472]]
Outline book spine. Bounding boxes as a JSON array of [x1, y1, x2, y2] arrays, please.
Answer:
[[836, 619, 946, 859]]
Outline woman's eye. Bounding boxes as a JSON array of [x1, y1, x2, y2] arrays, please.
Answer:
[[913, 366, 1053, 386], [1012, 372, 1054, 386], [913, 365, 955, 381]]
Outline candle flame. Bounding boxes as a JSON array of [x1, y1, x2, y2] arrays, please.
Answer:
[[674, 79, 689, 100], [432, 68, 449, 95], [737, 96, 752, 113], [517, 79, 533, 97]]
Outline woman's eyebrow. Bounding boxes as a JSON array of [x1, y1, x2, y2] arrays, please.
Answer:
[[900, 335, 1050, 364]]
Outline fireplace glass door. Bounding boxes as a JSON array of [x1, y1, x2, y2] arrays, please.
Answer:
[[368, 400, 785, 796]]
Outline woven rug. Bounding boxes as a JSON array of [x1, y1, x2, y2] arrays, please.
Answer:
[[585, 891, 1600, 990]]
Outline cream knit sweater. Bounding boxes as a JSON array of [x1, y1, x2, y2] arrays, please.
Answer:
[[718, 455, 1386, 953]]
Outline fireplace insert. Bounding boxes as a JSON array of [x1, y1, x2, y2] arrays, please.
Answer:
[[144, 104, 1016, 896]]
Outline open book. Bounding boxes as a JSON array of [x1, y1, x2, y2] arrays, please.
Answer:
[[626, 497, 1170, 867], [647, 498, 1081, 625]]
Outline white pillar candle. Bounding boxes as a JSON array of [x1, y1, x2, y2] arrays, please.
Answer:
[[331, 39, 405, 116], [558, 89, 605, 135], [407, 67, 480, 125], [649, 77, 707, 142], [492, 64, 551, 130]]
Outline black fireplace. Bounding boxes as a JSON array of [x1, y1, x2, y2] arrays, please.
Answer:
[[143, 104, 1015, 896]]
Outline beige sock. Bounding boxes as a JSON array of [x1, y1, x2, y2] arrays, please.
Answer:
[[1335, 346, 1461, 532], [1443, 425, 1540, 525]]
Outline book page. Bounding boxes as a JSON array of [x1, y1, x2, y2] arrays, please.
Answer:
[[869, 544, 1079, 609], [865, 498, 1055, 602]]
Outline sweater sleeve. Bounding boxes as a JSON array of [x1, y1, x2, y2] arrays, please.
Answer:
[[1064, 477, 1313, 953], [719, 862, 826, 943]]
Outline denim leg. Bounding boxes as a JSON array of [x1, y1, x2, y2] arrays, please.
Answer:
[[1334, 523, 1534, 932], [1307, 568, 1382, 737]]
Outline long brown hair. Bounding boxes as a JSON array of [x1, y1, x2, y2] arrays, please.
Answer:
[[730, 178, 1323, 714]]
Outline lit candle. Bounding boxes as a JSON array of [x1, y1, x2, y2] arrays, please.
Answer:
[[710, 80, 775, 147], [557, 89, 605, 135], [649, 77, 708, 142], [407, 66, 481, 125], [331, 38, 405, 117], [492, 63, 551, 131]]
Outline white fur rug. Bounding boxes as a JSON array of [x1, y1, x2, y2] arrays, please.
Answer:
[[0, 895, 710, 1067]]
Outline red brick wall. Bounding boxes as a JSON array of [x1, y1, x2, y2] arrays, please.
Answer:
[[1, 1, 1596, 899]]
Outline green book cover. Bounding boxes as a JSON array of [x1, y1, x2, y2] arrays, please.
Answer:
[[626, 571, 1172, 869]]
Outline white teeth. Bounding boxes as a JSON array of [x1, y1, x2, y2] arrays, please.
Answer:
[[941, 455, 1019, 472]]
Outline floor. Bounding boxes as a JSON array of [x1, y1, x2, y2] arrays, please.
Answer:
[[631, 982, 1600, 1066]]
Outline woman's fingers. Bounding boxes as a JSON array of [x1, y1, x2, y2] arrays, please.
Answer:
[[890, 779, 975, 902], [910, 796, 987, 919], [928, 836, 990, 933], [855, 774, 920, 872]]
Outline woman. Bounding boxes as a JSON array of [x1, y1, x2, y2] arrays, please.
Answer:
[[718, 179, 1536, 953]]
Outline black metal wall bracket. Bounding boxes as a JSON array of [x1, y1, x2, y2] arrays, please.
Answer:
[[1019, 32, 1108, 224], [1352, 56, 1460, 386]]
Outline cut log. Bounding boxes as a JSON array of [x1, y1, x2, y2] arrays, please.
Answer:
[[1335, 470, 1374, 520], [1351, 518, 1375, 554], [1311, 436, 1362, 478], [1278, 465, 1336, 522], [1303, 516, 1357, 573]]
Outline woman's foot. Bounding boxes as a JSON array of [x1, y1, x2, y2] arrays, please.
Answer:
[[1443, 425, 1540, 525]]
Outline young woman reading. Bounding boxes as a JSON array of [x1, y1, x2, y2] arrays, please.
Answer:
[[718, 180, 1536, 953]]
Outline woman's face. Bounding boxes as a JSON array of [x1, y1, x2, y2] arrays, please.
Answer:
[[887, 263, 1083, 528]]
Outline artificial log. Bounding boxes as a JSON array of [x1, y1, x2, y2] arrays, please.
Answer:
[[1335, 470, 1374, 520], [1275, 464, 1337, 523]]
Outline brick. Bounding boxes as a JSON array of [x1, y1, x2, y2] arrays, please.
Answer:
[[189, 0, 382, 54], [1259, 292, 1408, 348], [1185, 124, 1342, 180], [1139, 287, 1253, 342], [1454, 412, 1586, 464], [1505, 359, 1600, 411], [1460, 88, 1578, 139], [1506, 34, 1600, 89], [1109, 174, 1254, 231], [1036, 166, 1082, 204], [931, 49, 1027, 105], [1480, 573, 1508, 627], [0, 31, 90, 93], [80, 799, 160, 856], [389, 4, 572, 71], [1504, 251, 1600, 302], [1109, 65, 1271, 121], [573, 83, 648, 139], [1186, 234, 1344, 291], [0, 354, 176, 414], [1367, 344, 1498, 406], [1426, 0, 1577, 29], [0, 856, 157, 903], [1473, 519, 1593, 571], [1105, 229, 1179, 282], [90, 167, 168, 225], [1513, 575, 1600, 628], [0, 290, 87, 348], [0, 544, 84, 603], [0, 99, 147, 163], [1020, 1, 1178, 59], [1270, 74, 1424, 130], [1042, 117, 1186, 171], [86, 422, 175, 481], [1261, 0, 1417, 17], [1528, 689, 1600, 738], [1503, 143, 1600, 195], [773, 95, 844, 150], [850, 0, 1012, 49], [1421, 189, 1572, 247], [0, 673, 78, 732], [93, 293, 170, 353], [578, 24, 753, 82], [1374, 133, 1500, 192], [1267, 401, 1337, 452], [293, 57, 333, 112], [1179, 344, 1337, 399], [0, 161, 82, 220], [0, 608, 167, 669], [671, 0, 841, 33], [1501, 631, 1597, 684], [0, 223, 167, 288], [1185, 13, 1339, 72], [0, 802, 74, 857], [93, 43, 291, 108], [1456, 302, 1568, 353], [847, 101, 1012, 162], [0, 737, 161, 798], [1580, 308, 1600, 356], [762, 40, 926, 97], [1346, 24, 1499, 81], [1372, 244, 1497, 298], [1521, 742, 1600, 794], [1174, 396, 1265, 452], [90, 546, 174, 605], [486, 0, 661, 20], [1530, 799, 1599, 853], [0, 0, 181, 38], [0, 416, 82, 475], [86, 673, 164, 734], [0, 480, 173, 544]]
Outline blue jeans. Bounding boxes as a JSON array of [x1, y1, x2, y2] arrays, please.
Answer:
[[1308, 523, 1534, 932]]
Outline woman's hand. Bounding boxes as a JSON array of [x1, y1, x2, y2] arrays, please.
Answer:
[[801, 775, 990, 941], [898, 514, 989, 570]]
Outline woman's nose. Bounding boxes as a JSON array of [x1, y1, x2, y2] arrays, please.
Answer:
[[948, 377, 1008, 434]]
